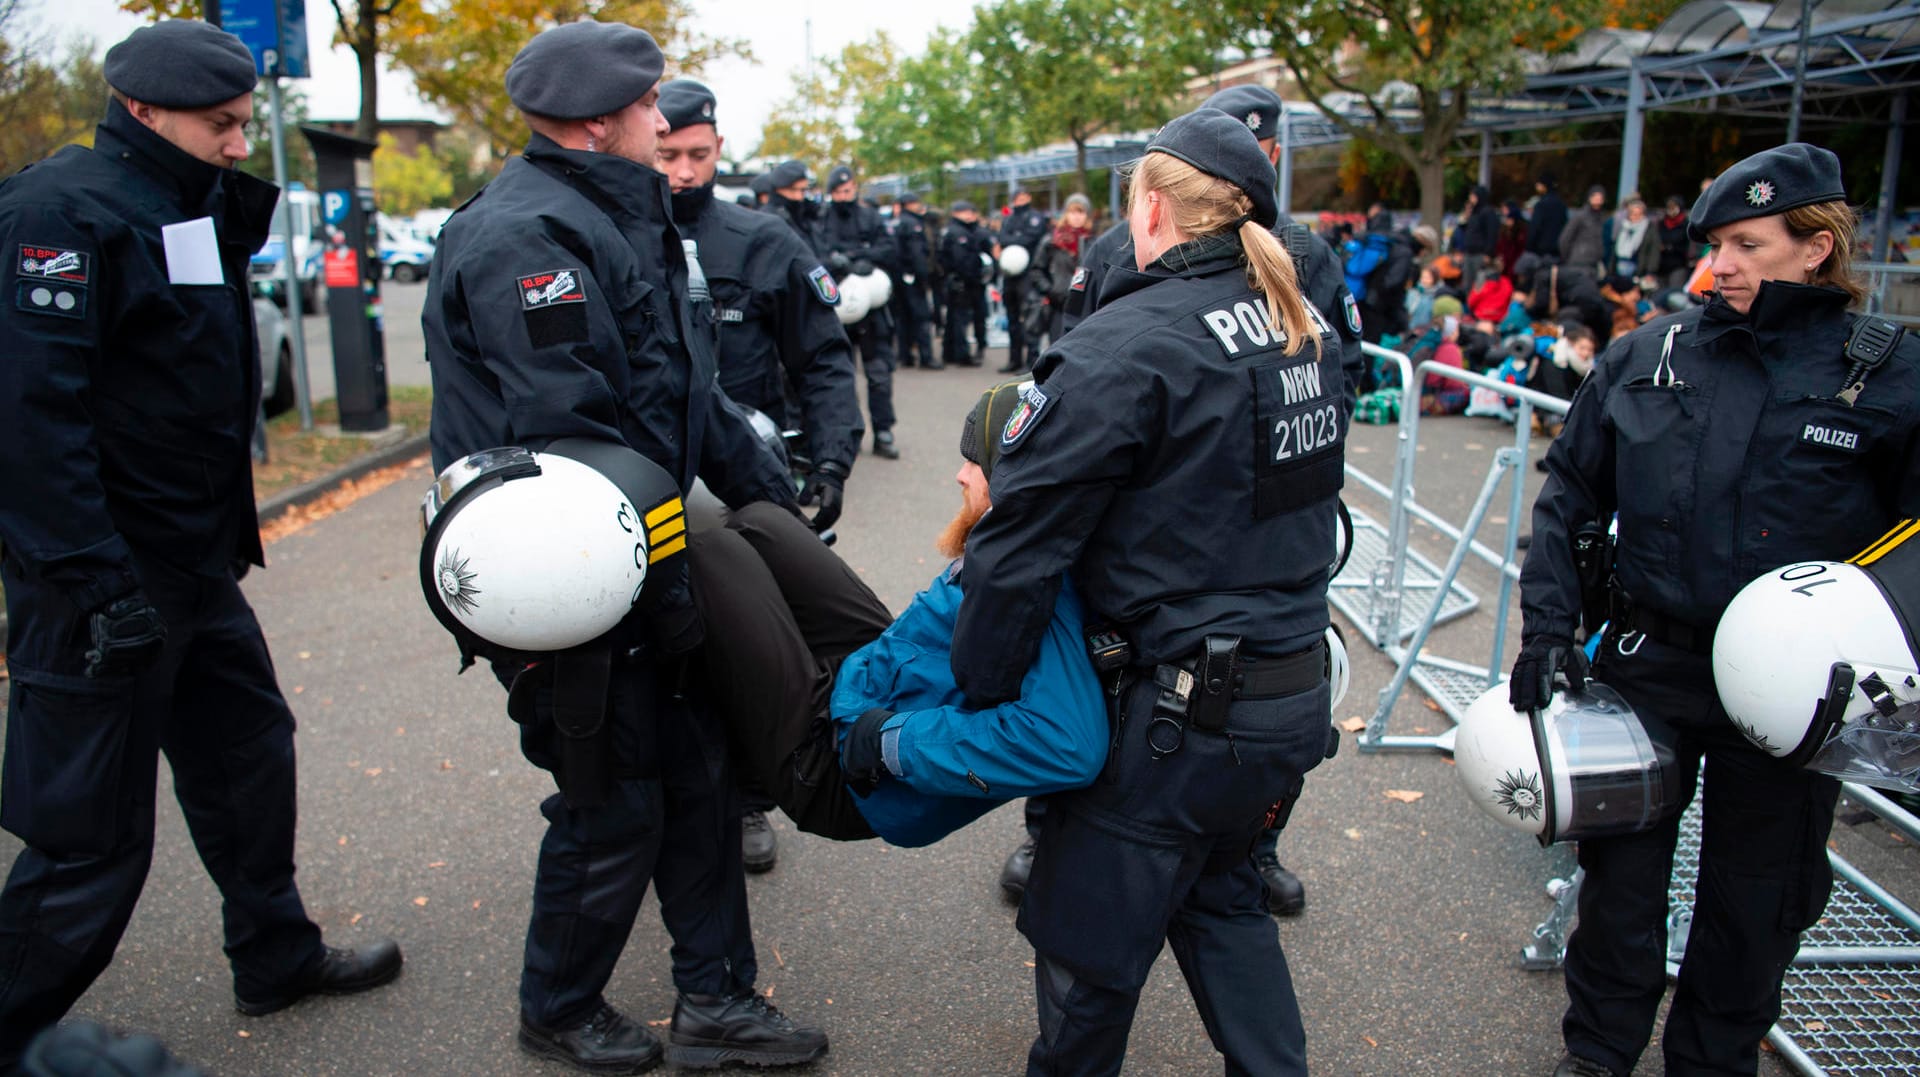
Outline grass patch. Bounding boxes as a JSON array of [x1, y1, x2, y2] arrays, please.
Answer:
[[254, 386, 433, 502]]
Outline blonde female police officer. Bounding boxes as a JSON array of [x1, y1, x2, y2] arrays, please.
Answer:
[[952, 109, 1345, 1076], [1514, 144, 1920, 1077]]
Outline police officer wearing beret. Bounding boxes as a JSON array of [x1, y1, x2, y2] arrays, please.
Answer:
[[1004, 82, 1360, 917], [818, 164, 903, 459], [1514, 143, 1920, 1077], [761, 160, 821, 250], [997, 188, 1050, 373], [655, 78, 864, 873], [939, 200, 989, 365], [423, 21, 826, 1072], [0, 20, 403, 1066], [890, 192, 940, 369], [952, 109, 1347, 1075]]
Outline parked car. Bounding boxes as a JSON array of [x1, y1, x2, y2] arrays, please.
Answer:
[[379, 217, 435, 282], [254, 292, 297, 417], [250, 186, 323, 310]]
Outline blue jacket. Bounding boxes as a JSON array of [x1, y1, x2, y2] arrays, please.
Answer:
[[830, 562, 1107, 847]]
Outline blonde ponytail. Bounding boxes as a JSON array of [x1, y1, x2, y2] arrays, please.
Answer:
[[1131, 153, 1321, 357]]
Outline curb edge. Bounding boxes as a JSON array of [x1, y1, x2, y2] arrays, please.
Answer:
[[257, 430, 434, 526]]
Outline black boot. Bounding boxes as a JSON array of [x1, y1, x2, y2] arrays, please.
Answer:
[[234, 938, 404, 1016], [1253, 851, 1306, 916], [999, 837, 1037, 901], [519, 1003, 663, 1074], [873, 430, 900, 460], [742, 810, 777, 874], [668, 991, 828, 1069], [1551, 1054, 1618, 1077]]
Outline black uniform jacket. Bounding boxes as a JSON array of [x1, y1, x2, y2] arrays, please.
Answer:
[[817, 200, 895, 274], [1521, 282, 1920, 644], [939, 219, 987, 284], [1067, 217, 1364, 416], [0, 101, 277, 611], [1000, 203, 1049, 256], [686, 197, 862, 473], [893, 208, 932, 284], [424, 134, 792, 510], [952, 234, 1347, 705]]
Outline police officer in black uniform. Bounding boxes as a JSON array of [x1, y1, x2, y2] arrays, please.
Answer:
[[655, 79, 864, 875], [953, 108, 1346, 1077], [997, 187, 1050, 373], [422, 22, 827, 1072], [1009, 83, 1363, 916], [0, 21, 402, 1068], [817, 164, 902, 460], [939, 200, 988, 366], [1514, 143, 1920, 1077], [761, 160, 820, 252], [891, 192, 940, 369]]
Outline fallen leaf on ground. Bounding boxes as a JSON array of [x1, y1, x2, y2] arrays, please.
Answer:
[[1383, 789, 1425, 803], [261, 459, 426, 544], [648, 1019, 670, 1027], [1413, 726, 1429, 734], [1344, 828, 1364, 841], [292, 685, 304, 694], [428, 861, 446, 869], [1422, 698, 1441, 712], [440, 759, 455, 770], [472, 901, 482, 909], [297, 651, 310, 660], [337, 836, 348, 846], [1339, 716, 1367, 733], [1803, 1020, 1828, 1032], [412, 896, 428, 906], [1363, 1036, 1378, 1047], [350, 913, 362, 925], [364, 767, 382, 777], [772, 945, 785, 969], [237, 1030, 251, 1039]]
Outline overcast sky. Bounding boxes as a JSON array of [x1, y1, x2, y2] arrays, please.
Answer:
[[36, 0, 974, 155]]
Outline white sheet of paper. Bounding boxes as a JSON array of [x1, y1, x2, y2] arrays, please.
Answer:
[[161, 216, 223, 285]]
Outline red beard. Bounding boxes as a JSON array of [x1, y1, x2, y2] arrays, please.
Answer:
[[936, 496, 989, 559]]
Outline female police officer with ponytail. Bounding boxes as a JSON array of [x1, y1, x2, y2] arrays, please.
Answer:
[[951, 109, 1345, 1076], [1514, 144, 1920, 1077]]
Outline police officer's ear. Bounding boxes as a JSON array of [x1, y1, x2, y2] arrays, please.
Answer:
[[1802, 229, 1835, 272]]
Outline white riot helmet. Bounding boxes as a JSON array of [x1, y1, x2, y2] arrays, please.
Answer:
[[834, 271, 871, 325], [1713, 527, 1920, 792], [1454, 681, 1682, 845], [999, 243, 1030, 276], [858, 266, 892, 308], [1325, 623, 1350, 709], [419, 440, 687, 656]]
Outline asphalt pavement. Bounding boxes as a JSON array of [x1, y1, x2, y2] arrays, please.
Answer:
[[5, 301, 1914, 1074]]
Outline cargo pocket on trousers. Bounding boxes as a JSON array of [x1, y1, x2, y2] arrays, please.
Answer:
[[1, 677, 136, 856]]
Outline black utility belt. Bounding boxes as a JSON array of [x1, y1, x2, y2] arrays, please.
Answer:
[[1152, 643, 1327, 702], [1609, 595, 1712, 656]]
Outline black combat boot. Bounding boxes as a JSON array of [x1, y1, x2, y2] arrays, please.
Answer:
[[1253, 851, 1306, 916], [999, 837, 1037, 901], [668, 991, 828, 1069], [1551, 1054, 1618, 1077], [518, 1002, 663, 1074], [741, 810, 777, 874]]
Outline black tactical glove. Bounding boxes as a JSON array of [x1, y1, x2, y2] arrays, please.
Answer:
[[84, 593, 167, 680], [840, 707, 894, 796], [796, 461, 848, 532], [850, 257, 875, 277], [1509, 635, 1589, 714], [826, 251, 853, 278]]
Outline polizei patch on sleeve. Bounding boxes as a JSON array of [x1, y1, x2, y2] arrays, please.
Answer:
[[999, 381, 1053, 453], [806, 265, 840, 306], [519, 268, 585, 309], [1800, 422, 1864, 452]]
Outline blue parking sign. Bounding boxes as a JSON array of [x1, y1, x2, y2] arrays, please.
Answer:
[[220, 0, 309, 79], [322, 190, 350, 227]]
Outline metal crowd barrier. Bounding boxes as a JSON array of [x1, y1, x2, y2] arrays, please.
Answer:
[[1335, 345, 1569, 753], [1338, 345, 1920, 1074]]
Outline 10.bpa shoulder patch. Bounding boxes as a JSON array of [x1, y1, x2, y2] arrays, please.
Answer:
[[16, 244, 89, 319]]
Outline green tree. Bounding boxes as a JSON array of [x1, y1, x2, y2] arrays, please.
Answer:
[[758, 32, 900, 175], [121, 0, 400, 142], [0, 1, 104, 173], [968, 0, 1213, 194], [241, 80, 315, 187], [372, 130, 451, 215], [852, 27, 987, 196], [1194, 0, 1609, 226], [387, 0, 745, 155]]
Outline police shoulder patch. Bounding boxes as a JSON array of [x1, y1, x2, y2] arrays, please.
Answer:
[[16, 243, 91, 319], [517, 267, 588, 346], [518, 268, 585, 309], [1000, 381, 1053, 453], [807, 265, 840, 306], [1342, 292, 1362, 337], [1069, 266, 1089, 293]]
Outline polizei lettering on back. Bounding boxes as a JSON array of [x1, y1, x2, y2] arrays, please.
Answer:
[[1201, 298, 1287, 356]]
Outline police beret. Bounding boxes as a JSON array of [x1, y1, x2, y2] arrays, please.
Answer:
[[506, 21, 664, 120], [103, 20, 257, 109], [748, 173, 774, 196], [767, 160, 809, 190], [1201, 84, 1284, 142], [902, 191, 925, 207], [1147, 108, 1278, 230], [826, 165, 855, 191], [950, 200, 975, 214], [1688, 142, 1846, 242], [658, 79, 717, 131], [959, 379, 1028, 481]]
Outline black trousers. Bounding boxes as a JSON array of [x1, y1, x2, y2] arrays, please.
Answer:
[[687, 503, 890, 841], [894, 282, 934, 368], [944, 282, 979, 363], [848, 312, 895, 434], [1563, 631, 1839, 1077], [0, 554, 322, 1068], [1018, 670, 1333, 1076], [972, 282, 990, 353], [1002, 274, 1029, 370]]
